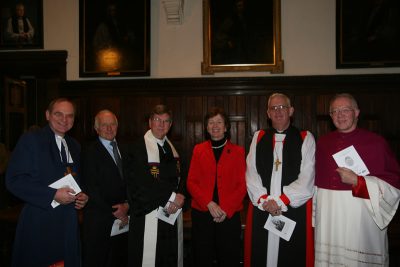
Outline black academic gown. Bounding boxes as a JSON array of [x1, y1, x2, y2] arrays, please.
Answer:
[[81, 138, 128, 267], [124, 139, 185, 267], [5, 125, 81, 267]]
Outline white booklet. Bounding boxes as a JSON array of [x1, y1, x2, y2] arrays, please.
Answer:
[[111, 216, 130, 236], [332, 145, 370, 176], [156, 202, 182, 225], [264, 214, 296, 241], [48, 174, 81, 208]]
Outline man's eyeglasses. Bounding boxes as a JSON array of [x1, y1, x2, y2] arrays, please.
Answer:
[[329, 108, 354, 116], [152, 117, 172, 124], [52, 111, 74, 120], [268, 105, 289, 112]]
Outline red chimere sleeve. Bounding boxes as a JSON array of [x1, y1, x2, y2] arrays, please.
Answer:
[[352, 176, 370, 199]]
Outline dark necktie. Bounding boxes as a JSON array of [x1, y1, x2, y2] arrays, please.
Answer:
[[111, 141, 123, 178], [60, 139, 68, 164]]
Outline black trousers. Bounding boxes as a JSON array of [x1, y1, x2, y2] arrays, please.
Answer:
[[83, 231, 129, 267], [191, 209, 242, 267]]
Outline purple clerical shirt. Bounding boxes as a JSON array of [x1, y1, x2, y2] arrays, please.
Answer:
[[315, 128, 400, 190]]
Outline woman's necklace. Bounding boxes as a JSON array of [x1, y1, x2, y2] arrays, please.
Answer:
[[212, 139, 227, 149]]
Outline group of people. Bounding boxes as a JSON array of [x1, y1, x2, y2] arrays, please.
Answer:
[[5, 92, 400, 267]]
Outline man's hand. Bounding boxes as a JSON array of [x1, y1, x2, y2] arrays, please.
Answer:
[[166, 193, 185, 214], [75, 192, 89, 209], [54, 187, 76, 205], [262, 199, 282, 216], [174, 193, 185, 209], [336, 167, 358, 186], [112, 202, 129, 224]]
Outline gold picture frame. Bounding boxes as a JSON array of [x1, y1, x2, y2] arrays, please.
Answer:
[[201, 0, 283, 75], [0, 0, 43, 50]]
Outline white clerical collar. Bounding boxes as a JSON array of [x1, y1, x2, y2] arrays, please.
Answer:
[[155, 137, 166, 147], [274, 133, 286, 142], [144, 130, 179, 163]]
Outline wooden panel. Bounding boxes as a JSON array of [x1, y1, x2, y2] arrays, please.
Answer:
[[58, 74, 400, 173], [4, 77, 27, 149], [0, 51, 67, 150]]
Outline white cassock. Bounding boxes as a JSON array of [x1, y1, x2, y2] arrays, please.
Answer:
[[314, 177, 400, 266]]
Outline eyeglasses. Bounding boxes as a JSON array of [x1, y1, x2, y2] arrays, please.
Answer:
[[268, 105, 289, 112], [98, 122, 117, 129], [329, 107, 354, 116], [52, 111, 74, 120], [152, 117, 172, 124]]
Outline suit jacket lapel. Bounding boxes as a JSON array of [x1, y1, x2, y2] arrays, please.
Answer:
[[95, 139, 121, 175], [43, 125, 63, 167]]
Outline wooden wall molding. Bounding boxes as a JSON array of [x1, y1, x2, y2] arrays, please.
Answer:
[[63, 74, 400, 95], [0, 50, 67, 79]]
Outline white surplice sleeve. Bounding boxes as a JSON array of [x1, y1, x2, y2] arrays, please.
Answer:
[[246, 131, 268, 206], [282, 131, 316, 208], [364, 176, 400, 229]]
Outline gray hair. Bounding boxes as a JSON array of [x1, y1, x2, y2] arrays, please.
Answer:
[[267, 93, 292, 107]]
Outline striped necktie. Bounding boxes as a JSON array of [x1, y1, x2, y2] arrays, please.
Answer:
[[111, 141, 123, 178]]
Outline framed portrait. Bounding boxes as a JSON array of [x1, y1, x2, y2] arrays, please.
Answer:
[[0, 0, 43, 49], [201, 0, 283, 75], [79, 0, 150, 77], [337, 0, 400, 68]]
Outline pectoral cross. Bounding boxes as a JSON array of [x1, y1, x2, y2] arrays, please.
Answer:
[[64, 166, 77, 177], [274, 158, 281, 171]]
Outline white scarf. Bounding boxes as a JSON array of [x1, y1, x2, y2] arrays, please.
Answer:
[[144, 129, 179, 163], [142, 129, 183, 267]]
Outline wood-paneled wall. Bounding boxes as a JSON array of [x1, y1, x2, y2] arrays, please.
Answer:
[[61, 75, 400, 159]]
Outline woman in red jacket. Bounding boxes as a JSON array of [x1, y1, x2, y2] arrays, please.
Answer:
[[187, 107, 247, 267]]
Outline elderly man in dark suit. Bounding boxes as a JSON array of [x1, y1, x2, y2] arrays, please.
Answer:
[[81, 109, 129, 267], [6, 98, 88, 267]]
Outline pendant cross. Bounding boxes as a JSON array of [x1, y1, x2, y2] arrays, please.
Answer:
[[274, 159, 281, 171]]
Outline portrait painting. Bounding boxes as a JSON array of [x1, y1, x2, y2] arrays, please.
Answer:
[[337, 0, 400, 68], [80, 0, 150, 77], [0, 0, 43, 49], [202, 0, 283, 74]]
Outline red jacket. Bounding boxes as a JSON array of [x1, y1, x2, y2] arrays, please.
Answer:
[[187, 140, 247, 218]]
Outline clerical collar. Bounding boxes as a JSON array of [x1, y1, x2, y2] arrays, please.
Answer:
[[274, 133, 286, 142], [211, 138, 227, 149], [155, 136, 166, 147], [274, 128, 288, 134]]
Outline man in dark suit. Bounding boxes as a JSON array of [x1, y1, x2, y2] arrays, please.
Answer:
[[125, 104, 186, 267], [6, 98, 88, 267], [81, 109, 129, 267]]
